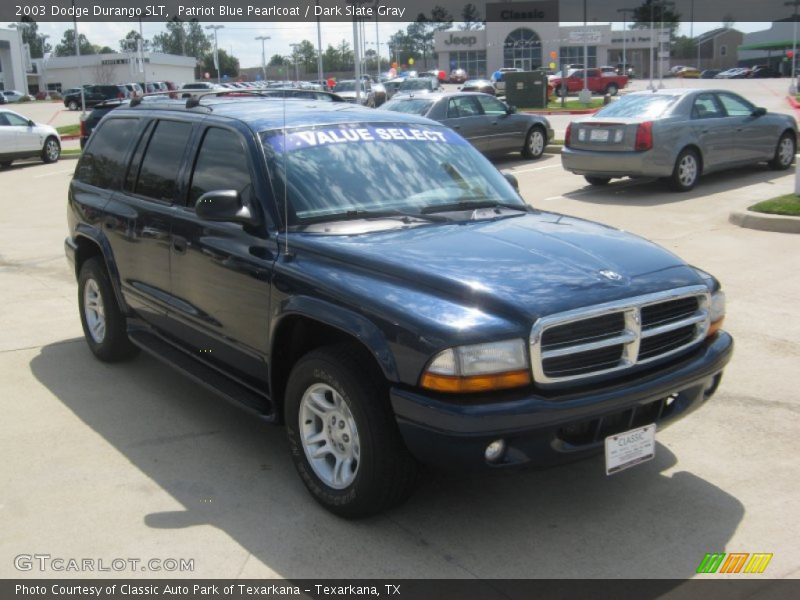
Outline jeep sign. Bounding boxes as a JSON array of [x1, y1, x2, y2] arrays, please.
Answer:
[[444, 33, 477, 47]]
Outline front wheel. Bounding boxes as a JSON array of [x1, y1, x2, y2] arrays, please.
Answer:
[[768, 132, 795, 170], [78, 257, 139, 362], [669, 148, 701, 192], [41, 137, 60, 163], [522, 126, 546, 159], [285, 344, 418, 518], [605, 83, 619, 96], [585, 176, 611, 186], [67, 100, 78, 111]]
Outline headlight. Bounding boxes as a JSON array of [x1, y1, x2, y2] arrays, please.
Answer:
[[707, 290, 725, 338], [420, 339, 531, 393]]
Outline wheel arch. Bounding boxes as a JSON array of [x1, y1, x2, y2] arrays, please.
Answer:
[[269, 301, 401, 422], [72, 227, 129, 315]]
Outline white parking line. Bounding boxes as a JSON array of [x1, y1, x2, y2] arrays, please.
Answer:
[[510, 164, 562, 174], [33, 168, 75, 179]]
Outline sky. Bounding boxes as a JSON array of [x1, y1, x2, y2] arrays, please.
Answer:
[[28, 20, 775, 69]]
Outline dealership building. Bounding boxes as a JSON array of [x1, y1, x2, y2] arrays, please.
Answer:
[[1, 26, 196, 94], [435, 1, 669, 79]]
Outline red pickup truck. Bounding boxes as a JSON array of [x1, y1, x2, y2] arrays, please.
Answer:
[[549, 68, 628, 97]]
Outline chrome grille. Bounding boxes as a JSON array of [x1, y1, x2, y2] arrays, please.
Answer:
[[530, 286, 710, 384]]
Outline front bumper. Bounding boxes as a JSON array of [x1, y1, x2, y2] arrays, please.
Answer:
[[391, 332, 733, 470], [561, 146, 672, 178]]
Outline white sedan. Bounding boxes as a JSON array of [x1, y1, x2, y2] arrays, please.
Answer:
[[1, 90, 28, 103], [0, 109, 61, 167]]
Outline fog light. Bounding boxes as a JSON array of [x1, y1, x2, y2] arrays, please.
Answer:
[[485, 439, 506, 463]]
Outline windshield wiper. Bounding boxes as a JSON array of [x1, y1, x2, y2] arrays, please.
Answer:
[[420, 198, 530, 214], [296, 208, 453, 226]]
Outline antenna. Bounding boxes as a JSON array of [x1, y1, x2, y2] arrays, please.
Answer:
[[282, 85, 292, 259]]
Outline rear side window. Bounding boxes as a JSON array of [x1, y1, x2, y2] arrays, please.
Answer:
[[76, 118, 140, 189], [188, 127, 252, 207], [134, 120, 192, 202], [692, 94, 725, 119]]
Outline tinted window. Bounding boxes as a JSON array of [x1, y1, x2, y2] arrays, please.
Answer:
[[4, 112, 28, 126], [448, 96, 480, 118], [189, 128, 252, 207], [476, 96, 507, 116], [692, 94, 725, 119], [0, 114, 9, 126], [718, 93, 755, 117], [134, 120, 192, 202], [76, 118, 140, 189]]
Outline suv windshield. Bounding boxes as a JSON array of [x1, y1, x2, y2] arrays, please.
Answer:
[[594, 94, 679, 118], [399, 79, 436, 91], [261, 123, 523, 226]]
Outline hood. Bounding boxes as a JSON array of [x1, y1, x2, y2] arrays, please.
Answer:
[[292, 212, 704, 323]]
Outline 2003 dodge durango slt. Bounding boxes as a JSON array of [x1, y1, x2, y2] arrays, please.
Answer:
[[65, 97, 733, 517]]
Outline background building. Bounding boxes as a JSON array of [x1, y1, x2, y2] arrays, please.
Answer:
[[0, 27, 31, 93]]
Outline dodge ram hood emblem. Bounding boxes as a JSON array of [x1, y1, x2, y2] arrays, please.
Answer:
[[599, 269, 624, 281]]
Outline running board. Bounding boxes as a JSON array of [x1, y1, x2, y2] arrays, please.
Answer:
[[128, 329, 275, 420]]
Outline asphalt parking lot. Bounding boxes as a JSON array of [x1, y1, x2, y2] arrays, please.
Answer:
[[1, 81, 799, 582]]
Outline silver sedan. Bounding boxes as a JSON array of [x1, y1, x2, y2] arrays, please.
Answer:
[[561, 89, 797, 191]]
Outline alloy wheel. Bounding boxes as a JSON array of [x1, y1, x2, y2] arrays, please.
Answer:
[[779, 137, 794, 167], [83, 278, 106, 343], [678, 154, 698, 187]]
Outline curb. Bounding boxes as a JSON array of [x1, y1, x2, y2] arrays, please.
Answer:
[[787, 95, 800, 110], [545, 145, 563, 154], [729, 209, 800, 234]]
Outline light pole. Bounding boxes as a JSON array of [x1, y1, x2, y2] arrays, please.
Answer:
[[289, 43, 300, 81], [375, 10, 381, 77], [579, 0, 590, 104], [138, 16, 148, 93], [617, 8, 634, 77], [40, 33, 49, 95], [315, 0, 324, 82], [8, 22, 30, 97], [787, 1, 800, 93], [205, 25, 224, 84], [657, 0, 674, 89], [255, 35, 270, 82]]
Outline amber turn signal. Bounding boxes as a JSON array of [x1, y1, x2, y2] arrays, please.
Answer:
[[420, 369, 531, 393], [707, 318, 724, 338]]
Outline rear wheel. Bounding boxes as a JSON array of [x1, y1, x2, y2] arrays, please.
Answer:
[[768, 132, 795, 170], [285, 344, 418, 518], [669, 148, 700, 192], [522, 126, 546, 159], [67, 100, 78, 111], [41, 137, 60, 163], [78, 257, 138, 362], [605, 83, 619, 96], [585, 176, 611, 186]]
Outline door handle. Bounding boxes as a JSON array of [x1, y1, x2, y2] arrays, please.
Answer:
[[141, 226, 166, 239], [171, 236, 188, 254]]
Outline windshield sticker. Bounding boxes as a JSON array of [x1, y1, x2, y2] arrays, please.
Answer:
[[266, 126, 466, 152]]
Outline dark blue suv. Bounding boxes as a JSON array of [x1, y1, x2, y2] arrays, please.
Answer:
[[65, 97, 733, 517]]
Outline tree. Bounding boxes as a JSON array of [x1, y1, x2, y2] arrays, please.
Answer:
[[202, 48, 239, 79], [152, 18, 188, 55], [20, 18, 52, 59], [119, 30, 142, 53], [671, 35, 695, 59], [293, 40, 318, 73], [95, 46, 115, 54], [185, 21, 212, 59], [268, 54, 285, 67], [460, 3, 484, 31], [54, 29, 95, 57], [631, 0, 681, 35]]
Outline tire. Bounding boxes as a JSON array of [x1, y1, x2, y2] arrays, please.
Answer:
[[605, 83, 619, 96], [522, 126, 546, 159], [78, 257, 139, 362], [585, 176, 611, 186], [41, 136, 60, 163], [768, 132, 795, 170], [285, 344, 418, 518], [67, 100, 78, 111], [669, 148, 701, 192]]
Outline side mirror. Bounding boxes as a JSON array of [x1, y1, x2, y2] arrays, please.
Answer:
[[28, 119, 35, 127], [752, 107, 767, 117], [502, 171, 520, 192], [195, 190, 258, 225], [506, 105, 517, 114]]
